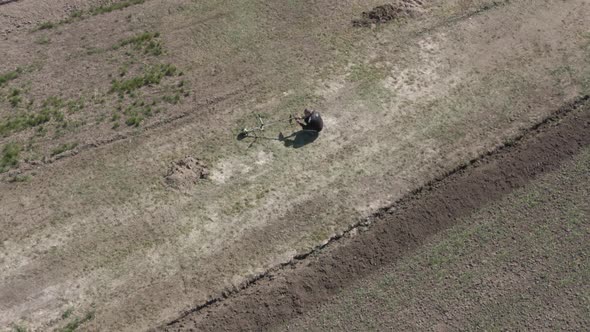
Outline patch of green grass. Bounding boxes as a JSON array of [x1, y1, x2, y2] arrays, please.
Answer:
[[60, 311, 94, 332], [0, 98, 68, 137], [162, 93, 180, 104], [145, 40, 164, 56], [118, 64, 129, 77], [520, 189, 542, 208], [66, 98, 85, 113], [62, 307, 74, 320], [34, 0, 146, 31], [85, 47, 104, 56], [8, 88, 22, 108], [347, 63, 387, 83], [89, 0, 146, 16], [114, 32, 163, 56], [43, 96, 65, 109], [12, 324, 27, 332], [1, 142, 20, 173], [110, 64, 178, 95], [51, 142, 78, 156], [0, 112, 50, 136], [122, 103, 155, 127], [0, 68, 21, 87], [8, 174, 31, 183], [35, 35, 51, 45], [36, 21, 57, 30], [68, 10, 84, 21], [125, 114, 143, 127]]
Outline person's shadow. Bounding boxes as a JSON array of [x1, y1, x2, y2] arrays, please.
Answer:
[[278, 130, 319, 148]]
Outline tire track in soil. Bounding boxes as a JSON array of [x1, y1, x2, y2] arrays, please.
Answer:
[[158, 95, 590, 331]]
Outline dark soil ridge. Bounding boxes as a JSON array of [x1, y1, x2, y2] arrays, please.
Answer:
[[0, 0, 20, 5], [158, 95, 590, 331]]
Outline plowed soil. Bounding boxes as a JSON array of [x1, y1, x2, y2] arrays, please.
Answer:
[[161, 99, 590, 331]]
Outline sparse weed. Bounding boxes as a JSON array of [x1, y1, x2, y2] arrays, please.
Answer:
[[86, 47, 103, 56], [0, 112, 49, 136], [125, 115, 143, 127], [60, 311, 95, 332], [110, 64, 178, 95], [0, 68, 21, 87], [1, 142, 20, 173], [61, 308, 74, 319], [51, 142, 78, 156], [12, 324, 27, 332], [67, 99, 85, 113], [142, 106, 152, 117], [35, 35, 51, 45], [145, 40, 163, 56], [8, 174, 31, 183], [69, 10, 83, 20], [33, 0, 146, 31], [8, 88, 22, 107], [118, 64, 129, 77], [89, 0, 146, 16], [53, 110, 65, 123], [347, 63, 385, 83], [162, 93, 180, 104], [43, 96, 65, 108], [114, 32, 163, 56], [37, 21, 56, 30]]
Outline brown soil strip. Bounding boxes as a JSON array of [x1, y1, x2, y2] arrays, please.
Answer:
[[158, 95, 590, 331], [0, 0, 20, 5]]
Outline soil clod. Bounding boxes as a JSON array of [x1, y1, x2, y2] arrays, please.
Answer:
[[165, 156, 209, 189], [353, 1, 424, 27]]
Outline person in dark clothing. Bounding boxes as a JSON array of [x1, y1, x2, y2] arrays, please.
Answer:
[[295, 108, 323, 132], [278, 108, 322, 148]]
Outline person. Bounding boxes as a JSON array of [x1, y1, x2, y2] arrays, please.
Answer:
[[295, 108, 323, 132]]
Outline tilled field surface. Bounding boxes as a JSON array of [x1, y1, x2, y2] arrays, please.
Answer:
[[161, 98, 590, 331], [1, 0, 590, 331]]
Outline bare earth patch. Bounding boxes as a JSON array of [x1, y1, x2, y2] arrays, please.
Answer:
[[165, 156, 209, 190]]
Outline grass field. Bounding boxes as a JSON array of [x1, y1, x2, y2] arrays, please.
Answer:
[[278, 141, 590, 332], [1, 0, 589, 331]]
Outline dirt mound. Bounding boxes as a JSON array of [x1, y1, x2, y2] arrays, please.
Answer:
[[353, 1, 424, 27], [165, 156, 209, 189]]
